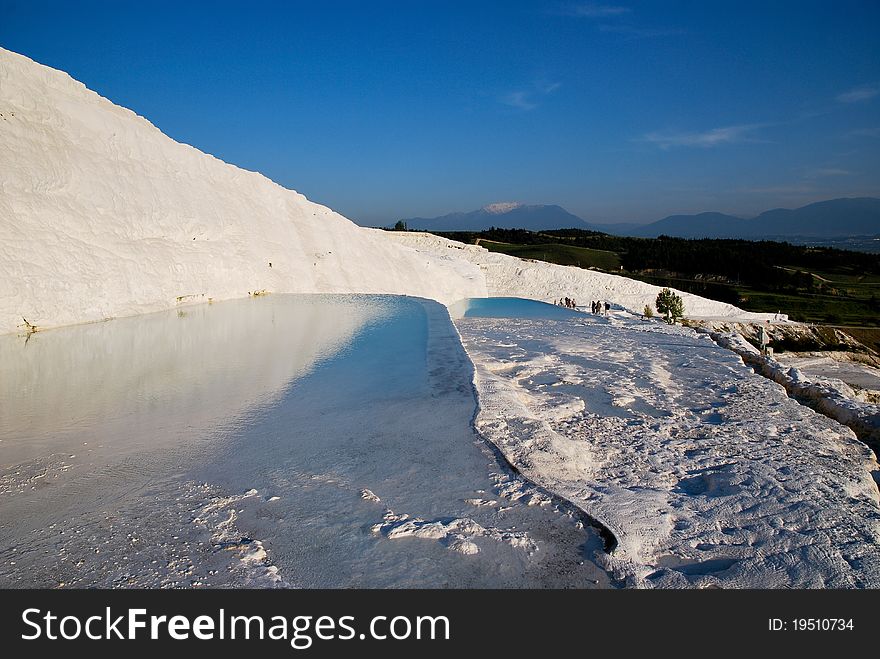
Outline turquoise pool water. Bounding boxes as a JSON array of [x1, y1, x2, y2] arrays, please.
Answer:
[[450, 297, 583, 320]]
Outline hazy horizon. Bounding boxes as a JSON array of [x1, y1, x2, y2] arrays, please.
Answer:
[[395, 196, 880, 228], [3, 0, 879, 225]]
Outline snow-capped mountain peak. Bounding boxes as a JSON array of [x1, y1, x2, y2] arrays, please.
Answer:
[[482, 202, 523, 214]]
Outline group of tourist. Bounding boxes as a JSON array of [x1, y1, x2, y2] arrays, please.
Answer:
[[556, 298, 612, 316]]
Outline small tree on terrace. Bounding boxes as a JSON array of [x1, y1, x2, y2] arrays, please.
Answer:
[[655, 288, 684, 324]]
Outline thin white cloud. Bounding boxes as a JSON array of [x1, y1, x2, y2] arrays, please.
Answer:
[[641, 124, 765, 149], [846, 127, 880, 139], [562, 3, 630, 18], [804, 168, 851, 178], [837, 83, 880, 104], [536, 81, 562, 94], [500, 81, 561, 111], [557, 4, 682, 40], [501, 91, 537, 111]]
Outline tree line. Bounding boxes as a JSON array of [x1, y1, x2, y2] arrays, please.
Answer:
[[433, 228, 880, 294]]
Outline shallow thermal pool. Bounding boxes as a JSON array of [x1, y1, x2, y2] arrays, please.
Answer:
[[0, 294, 612, 588], [449, 296, 583, 320]]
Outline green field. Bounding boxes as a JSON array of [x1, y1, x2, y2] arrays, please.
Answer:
[[478, 240, 622, 271], [607, 268, 880, 326], [733, 266, 880, 325], [733, 288, 878, 325]]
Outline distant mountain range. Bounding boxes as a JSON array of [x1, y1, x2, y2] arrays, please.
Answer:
[[397, 197, 880, 240], [632, 198, 880, 239], [403, 203, 592, 232]]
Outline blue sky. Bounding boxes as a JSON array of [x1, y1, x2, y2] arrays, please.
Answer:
[[2, 0, 879, 224]]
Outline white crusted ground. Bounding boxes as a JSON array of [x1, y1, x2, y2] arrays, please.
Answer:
[[0, 48, 485, 335], [455, 309, 880, 588], [709, 333, 880, 453]]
